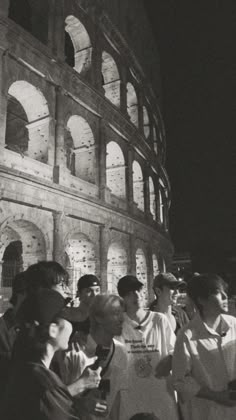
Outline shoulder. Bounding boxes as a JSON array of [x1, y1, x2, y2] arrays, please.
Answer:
[[149, 311, 170, 326], [29, 363, 64, 391], [222, 314, 236, 329]]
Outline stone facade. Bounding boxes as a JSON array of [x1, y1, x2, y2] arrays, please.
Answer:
[[0, 0, 173, 312]]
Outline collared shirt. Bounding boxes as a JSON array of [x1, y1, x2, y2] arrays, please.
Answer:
[[172, 312, 236, 420], [117, 311, 178, 420]]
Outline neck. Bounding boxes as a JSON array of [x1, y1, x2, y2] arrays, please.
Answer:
[[155, 300, 172, 315], [126, 307, 146, 323], [41, 343, 56, 369], [201, 311, 221, 330], [91, 328, 113, 348]]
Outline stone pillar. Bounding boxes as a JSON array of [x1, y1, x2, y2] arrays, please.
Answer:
[[0, 0, 9, 17], [91, 30, 103, 92], [54, 87, 65, 182], [52, 211, 65, 265], [126, 146, 134, 212], [99, 225, 108, 292], [52, 1, 65, 60], [120, 66, 128, 116], [143, 167, 151, 218], [128, 232, 136, 275], [47, 0, 55, 51], [137, 92, 144, 135], [0, 49, 8, 163], [98, 119, 107, 201]]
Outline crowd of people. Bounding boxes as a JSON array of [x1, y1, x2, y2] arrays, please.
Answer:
[[0, 261, 236, 420]]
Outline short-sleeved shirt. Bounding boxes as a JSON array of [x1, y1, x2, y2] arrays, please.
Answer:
[[118, 311, 178, 420], [2, 362, 78, 420], [172, 313, 236, 420]]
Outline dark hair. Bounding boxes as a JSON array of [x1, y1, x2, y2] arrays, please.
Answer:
[[26, 261, 69, 293], [12, 322, 50, 363], [10, 272, 28, 306], [187, 273, 227, 312]]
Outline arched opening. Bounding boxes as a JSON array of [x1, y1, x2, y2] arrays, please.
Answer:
[[132, 161, 144, 211], [106, 141, 126, 198], [152, 254, 159, 277], [127, 82, 138, 127], [135, 248, 148, 305], [65, 15, 92, 76], [0, 220, 46, 313], [6, 81, 50, 163], [149, 176, 156, 220], [101, 51, 120, 107], [107, 243, 127, 294], [65, 116, 96, 183], [65, 233, 97, 297], [143, 106, 150, 139], [2, 241, 23, 288]]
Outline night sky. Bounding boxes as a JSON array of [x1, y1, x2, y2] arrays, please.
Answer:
[[145, 1, 236, 272]]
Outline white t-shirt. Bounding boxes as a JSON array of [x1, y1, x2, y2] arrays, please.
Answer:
[[118, 311, 179, 420], [172, 313, 236, 420]]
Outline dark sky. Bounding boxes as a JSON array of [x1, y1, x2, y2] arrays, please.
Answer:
[[145, 1, 236, 269]]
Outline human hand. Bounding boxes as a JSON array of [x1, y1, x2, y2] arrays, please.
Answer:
[[80, 390, 109, 417]]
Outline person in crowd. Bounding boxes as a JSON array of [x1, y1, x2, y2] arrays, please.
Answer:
[[25, 260, 71, 300], [150, 272, 189, 333], [64, 293, 128, 419], [1, 288, 82, 420], [172, 273, 236, 420], [117, 275, 179, 420], [66, 274, 101, 341], [0, 272, 28, 399]]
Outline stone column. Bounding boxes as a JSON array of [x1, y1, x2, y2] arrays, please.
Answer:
[[143, 166, 151, 218], [126, 146, 134, 212], [137, 92, 144, 135], [128, 232, 136, 275], [91, 30, 103, 92], [47, 0, 55, 51], [54, 87, 65, 182], [0, 49, 8, 163], [52, 211, 65, 265], [0, 0, 9, 17], [99, 225, 108, 292], [120, 66, 128, 116], [98, 119, 107, 201], [52, 1, 65, 60]]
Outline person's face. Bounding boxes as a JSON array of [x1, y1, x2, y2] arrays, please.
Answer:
[[199, 287, 228, 316], [52, 282, 71, 299], [78, 286, 101, 306], [52, 319, 73, 350], [100, 300, 124, 337], [123, 288, 144, 310], [155, 285, 179, 307]]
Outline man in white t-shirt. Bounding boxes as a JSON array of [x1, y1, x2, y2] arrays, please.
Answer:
[[117, 275, 179, 420]]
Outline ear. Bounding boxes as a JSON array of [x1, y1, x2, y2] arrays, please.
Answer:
[[48, 322, 59, 339], [154, 287, 161, 297]]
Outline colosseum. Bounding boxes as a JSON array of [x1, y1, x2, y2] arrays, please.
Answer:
[[0, 0, 173, 312]]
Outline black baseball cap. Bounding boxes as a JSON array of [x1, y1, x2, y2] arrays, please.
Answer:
[[153, 272, 185, 289], [117, 275, 143, 297], [17, 288, 72, 325], [77, 274, 101, 294]]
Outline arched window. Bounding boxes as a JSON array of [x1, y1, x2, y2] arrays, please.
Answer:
[[132, 161, 144, 211], [65, 15, 92, 76], [143, 106, 150, 139], [6, 81, 50, 163], [136, 248, 148, 305], [102, 52, 120, 107], [107, 243, 127, 294], [65, 116, 96, 183], [127, 82, 138, 127], [149, 177, 156, 220], [65, 233, 97, 297], [106, 142, 126, 198]]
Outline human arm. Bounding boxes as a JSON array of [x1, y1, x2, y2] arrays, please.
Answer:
[[155, 314, 176, 378], [68, 365, 102, 396]]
